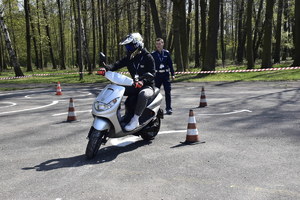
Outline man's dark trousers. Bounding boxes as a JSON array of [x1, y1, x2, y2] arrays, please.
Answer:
[[155, 72, 171, 111]]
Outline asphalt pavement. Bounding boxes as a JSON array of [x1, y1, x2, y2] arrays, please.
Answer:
[[0, 81, 299, 200]]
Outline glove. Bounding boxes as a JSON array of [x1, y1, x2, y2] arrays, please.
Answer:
[[97, 68, 106, 76], [133, 81, 143, 89]]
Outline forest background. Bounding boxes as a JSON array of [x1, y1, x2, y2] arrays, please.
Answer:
[[0, 0, 299, 79]]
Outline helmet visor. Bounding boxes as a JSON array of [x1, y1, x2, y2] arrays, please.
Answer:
[[119, 35, 134, 45], [125, 43, 136, 52]]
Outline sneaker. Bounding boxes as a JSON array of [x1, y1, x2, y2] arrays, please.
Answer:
[[165, 109, 173, 115], [124, 116, 140, 131]]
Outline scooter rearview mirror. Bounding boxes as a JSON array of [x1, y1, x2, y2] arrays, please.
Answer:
[[99, 52, 106, 63]]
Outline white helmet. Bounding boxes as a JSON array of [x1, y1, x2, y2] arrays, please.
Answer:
[[119, 33, 144, 52]]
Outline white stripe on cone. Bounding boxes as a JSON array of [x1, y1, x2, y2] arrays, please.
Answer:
[[187, 128, 198, 136], [188, 117, 197, 124], [68, 112, 76, 117]]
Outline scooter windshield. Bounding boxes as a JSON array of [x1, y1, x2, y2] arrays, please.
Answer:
[[105, 71, 133, 86]]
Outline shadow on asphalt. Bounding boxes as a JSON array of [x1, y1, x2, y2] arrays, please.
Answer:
[[22, 140, 151, 171], [213, 87, 300, 142], [171, 141, 206, 148]]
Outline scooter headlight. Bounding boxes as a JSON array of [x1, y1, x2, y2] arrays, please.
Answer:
[[94, 97, 119, 111]]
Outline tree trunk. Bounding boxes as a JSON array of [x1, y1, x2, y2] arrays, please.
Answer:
[[114, 1, 120, 59], [149, 0, 162, 39], [167, 25, 174, 53], [28, 4, 40, 69], [292, 0, 300, 66], [81, 20, 92, 73], [72, 0, 79, 67], [144, 0, 151, 49], [200, 0, 207, 67], [24, 0, 32, 72], [36, 0, 44, 69], [0, 11, 24, 76], [91, 0, 96, 71], [186, 0, 192, 64], [0, 30, 4, 71], [220, 0, 225, 67], [231, 0, 235, 60], [70, 0, 75, 67], [253, 0, 263, 61], [82, 0, 89, 71], [246, 0, 254, 69], [97, 0, 102, 55], [42, 1, 57, 69], [261, 0, 275, 69], [194, 0, 200, 68], [101, 0, 107, 55], [172, 0, 183, 71], [57, 0, 66, 69], [76, 0, 84, 80], [282, 0, 289, 61], [127, 2, 132, 33], [273, 0, 284, 64], [171, 0, 188, 71], [160, 0, 167, 41], [137, 0, 142, 35], [177, 0, 188, 71], [8, 0, 18, 59], [203, 0, 220, 71], [236, 0, 245, 64]]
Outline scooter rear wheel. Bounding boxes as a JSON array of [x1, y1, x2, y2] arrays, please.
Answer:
[[85, 128, 105, 159], [140, 117, 161, 141]]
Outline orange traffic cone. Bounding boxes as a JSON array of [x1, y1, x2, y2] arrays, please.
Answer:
[[67, 98, 77, 122], [198, 86, 207, 108], [184, 109, 200, 144], [56, 82, 62, 95]]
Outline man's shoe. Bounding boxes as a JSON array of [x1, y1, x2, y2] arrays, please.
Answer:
[[165, 109, 173, 115], [124, 116, 140, 131]]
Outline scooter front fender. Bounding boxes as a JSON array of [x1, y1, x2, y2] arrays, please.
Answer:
[[93, 117, 111, 131]]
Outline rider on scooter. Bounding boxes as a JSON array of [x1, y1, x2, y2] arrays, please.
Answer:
[[98, 33, 156, 132]]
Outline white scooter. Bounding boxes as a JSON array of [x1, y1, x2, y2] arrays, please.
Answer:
[[85, 58, 163, 159]]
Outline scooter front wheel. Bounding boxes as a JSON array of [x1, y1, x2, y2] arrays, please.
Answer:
[[140, 117, 161, 141], [85, 128, 105, 159]]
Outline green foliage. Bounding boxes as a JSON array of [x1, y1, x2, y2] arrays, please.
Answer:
[[0, 0, 298, 73]]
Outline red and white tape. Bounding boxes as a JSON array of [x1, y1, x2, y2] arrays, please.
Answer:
[[175, 66, 300, 74], [0, 72, 88, 80], [1, 67, 299, 80]]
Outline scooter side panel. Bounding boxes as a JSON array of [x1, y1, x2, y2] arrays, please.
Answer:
[[147, 93, 163, 114]]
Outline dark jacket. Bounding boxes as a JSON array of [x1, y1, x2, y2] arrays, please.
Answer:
[[151, 49, 174, 76], [106, 48, 156, 87]]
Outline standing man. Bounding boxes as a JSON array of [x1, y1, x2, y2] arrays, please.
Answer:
[[152, 38, 175, 115]]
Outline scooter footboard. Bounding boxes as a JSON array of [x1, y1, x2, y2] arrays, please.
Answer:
[[93, 117, 111, 131]]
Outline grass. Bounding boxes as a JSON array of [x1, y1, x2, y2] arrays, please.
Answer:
[[0, 63, 299, 91], [174, 63, 300, 82], [0, 68, 109, 89]]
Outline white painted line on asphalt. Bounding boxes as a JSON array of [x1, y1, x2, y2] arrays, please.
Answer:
[[110, 136, 140, 147], [24, 95, 31, 98], [0, 90, 53, 97], [158, 130, 186, 134], [0, 102, 17, 108], [109, 130, 186, 147], [0, 101, 59, 115], [24, 92, 92, 99], [197, 109, 252, 116], [52, 109, 92, 116]]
